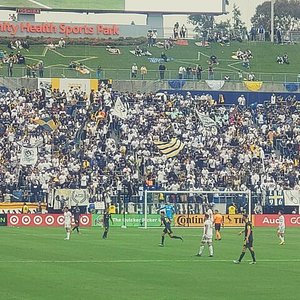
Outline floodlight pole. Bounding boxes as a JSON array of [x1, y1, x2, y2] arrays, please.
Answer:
[[270, 0, 275, 43]]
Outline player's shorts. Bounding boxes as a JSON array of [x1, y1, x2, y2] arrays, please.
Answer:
[[244, 238, 253, 248], [201, 235, 212, 244], [163, 227, 172, 234], [215, 223, 221, 231], [65, 223, 71, 230], [278, 226, 285, 234], [74, 219, 80, 225]]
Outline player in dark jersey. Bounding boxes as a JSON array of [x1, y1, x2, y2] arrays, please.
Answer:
[[159, 211, 183, 247], [102, 207, 113, 239], [233, 214, 256, 264], [72, 204, 81, 234]]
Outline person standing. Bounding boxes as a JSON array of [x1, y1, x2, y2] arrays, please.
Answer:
[[196, 213, 214, 257], [277, 210, 285, 245], [102, 207, 113, 239], [38, 60, 44, 78], [72, 204, 81, 234], [233, 214, 256, 264], [158, 63, 166, 80], [214, 210, 223, 241], [7, 59, 13, 77], [131, 63, 138, 79], [63, 207, 72, 240]]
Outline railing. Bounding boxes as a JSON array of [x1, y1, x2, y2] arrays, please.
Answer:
[[1, 66, 300, 83]]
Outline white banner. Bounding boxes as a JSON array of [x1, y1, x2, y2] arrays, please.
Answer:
[[50, 189, 90, 210], [111, 97, 128, 119], [20, 146, 38, 166], [205, 80, 225, 90], [284, 190, 300, 206], [38, 78, 52, 98]]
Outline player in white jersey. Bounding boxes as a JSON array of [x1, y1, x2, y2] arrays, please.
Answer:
[[206, 203, 214, 222], [196, 213, 214, 257], [277, 210, 285, 245], [64, 207, 72, 240]]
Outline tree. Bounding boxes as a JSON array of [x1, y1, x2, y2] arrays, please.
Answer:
[[251, 0, 300, 31], [232, 4, 245, 30]]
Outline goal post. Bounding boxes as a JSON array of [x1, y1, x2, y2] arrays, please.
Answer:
[[143, 190, 252, 229]]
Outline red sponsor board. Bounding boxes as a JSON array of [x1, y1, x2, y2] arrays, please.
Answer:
[[253, 214, 300, 227], [7, 214, 91, 227]]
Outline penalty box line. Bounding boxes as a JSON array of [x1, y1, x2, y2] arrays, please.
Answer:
[[0, 259, 300, 263]]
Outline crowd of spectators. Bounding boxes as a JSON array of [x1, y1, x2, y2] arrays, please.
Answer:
[[0, 86, 299, 207]]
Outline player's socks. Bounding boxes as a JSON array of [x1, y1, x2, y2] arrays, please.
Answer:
[[238, 252, 245, 262], [161, 236, 165, 245], [250, 250, 256, 262], [209, 245, 214, 256], [66, 232, 70, 240], [199, 245, 204, 256], [171, 235, 182, 240]]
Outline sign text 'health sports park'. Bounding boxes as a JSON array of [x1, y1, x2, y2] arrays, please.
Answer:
[[0, 21, 119, 37]]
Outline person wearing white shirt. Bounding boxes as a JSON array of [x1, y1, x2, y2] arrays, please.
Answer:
[[196, 213, 214, 257], [64, 207, 72, 240], [277, 210, 285, 245]]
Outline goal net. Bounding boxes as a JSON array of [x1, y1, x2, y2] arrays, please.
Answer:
[[143, 190, 251, 229]]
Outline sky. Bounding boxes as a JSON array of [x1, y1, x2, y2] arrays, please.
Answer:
[[0, 0, 267, 32]]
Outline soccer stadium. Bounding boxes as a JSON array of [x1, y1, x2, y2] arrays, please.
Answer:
[[0, 0, 300, 299]]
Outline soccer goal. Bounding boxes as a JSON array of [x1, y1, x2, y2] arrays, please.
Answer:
[[143, 190, 252, 229]]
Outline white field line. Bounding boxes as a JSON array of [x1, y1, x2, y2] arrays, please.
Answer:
[[0, 259, 299, 263], [28, 0, 52, 9]]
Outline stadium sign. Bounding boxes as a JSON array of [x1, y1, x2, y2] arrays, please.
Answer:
[[253, 214, 300, 227], [0, 21, 119, 37], [16, 8, 41, 14], [0, 214, 7, 226], [174, 214, 244, 227], [7, 214, 92, 227]]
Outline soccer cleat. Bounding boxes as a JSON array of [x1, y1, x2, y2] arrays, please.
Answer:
[[159, 244, 164, 247], [233, 260, 240, 264], [279, 241, 285, 245], [64, 238, 69, 240], [249, 261, 256, 265], [209, 255, 213, 257], [195, 254, 202, 257]]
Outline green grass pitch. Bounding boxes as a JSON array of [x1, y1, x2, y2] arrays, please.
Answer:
[[1, 226, 299, 300], [1, 41, 299, 81]]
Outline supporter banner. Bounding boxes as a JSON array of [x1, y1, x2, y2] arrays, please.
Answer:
[[205, 80, 225, 91], [53, 78, 98, 94], [38, 78, 52, 97], [7, 214, 91, 227], [0, 214, 7, 226], [253, 214, 300, 227], [244, 81, 263, 91], [284, 190, 300, 206], [49, 189, 89, 210], [168, 80, 186, 89], [92, 214, 161, 227], [111, 97, 128, 119], [154, 138, 184, 158], [174, 214, 244, 227], [20, 146, 38, 166]]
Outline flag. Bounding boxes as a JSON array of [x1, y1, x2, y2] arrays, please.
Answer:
[[283, 190, 300, 206], [266, 190, 284, 206], [205, 80, 225, 90], [154, 138, 184, 158], [111, 97, 128, 119], [20, 146, 38, 166], [195, 110, 217, 128], [34, 117, 58, 132]]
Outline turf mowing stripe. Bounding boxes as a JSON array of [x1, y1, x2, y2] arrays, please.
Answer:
[[28, 0, 52, 9], [1, 259, 300, 263]]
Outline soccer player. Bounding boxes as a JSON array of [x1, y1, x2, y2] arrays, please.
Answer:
[[214, 210, 223, 240], [159, 211, 183, 247], [102, 207, 113, 239], [63, 207, 72, 240], [72, 204, 81, 234], [277, 210, 285, 245], [233, 214, 256, 264], [196, 213, 214, 257]]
